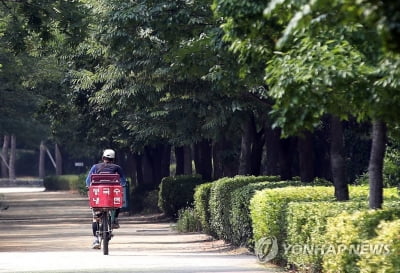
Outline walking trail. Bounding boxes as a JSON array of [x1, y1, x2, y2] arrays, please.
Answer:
[[0, 188, 284, 273]]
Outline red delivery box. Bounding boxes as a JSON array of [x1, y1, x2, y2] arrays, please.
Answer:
[[89, 185, 124, 208], [90, 173, 120, 184]]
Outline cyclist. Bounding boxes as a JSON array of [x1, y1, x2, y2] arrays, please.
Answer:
[[86, 149, 127, 249]]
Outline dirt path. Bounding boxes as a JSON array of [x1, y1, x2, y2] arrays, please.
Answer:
[[0, 189, 283, 273]]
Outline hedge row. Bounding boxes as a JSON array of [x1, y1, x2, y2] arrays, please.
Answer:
[[357, 218, 400, 273], [158, 174, 203, 218], [43, 174, 84, 191], [193, 182, 214, 236], [251, 186, 337, 263], [180, 175, 399, 272], [230, 180, 301, 249], [323, 204, 400, 273], [251, 186, 399, 272], [209, 175, 281, 241], [286, 201, 369, 272]]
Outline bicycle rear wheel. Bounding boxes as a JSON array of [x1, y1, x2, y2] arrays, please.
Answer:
[[101, 212, 109, 255]]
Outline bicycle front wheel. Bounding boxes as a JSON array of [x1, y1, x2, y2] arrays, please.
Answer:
[[101, 212, 109, 255]]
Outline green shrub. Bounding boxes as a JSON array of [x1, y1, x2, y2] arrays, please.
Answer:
[[383, 146, 400, 187], [250, 185, 398, 265], [174, 207, 202, 233], [158, 174, 203, 218], [77, 173, 88, 195], [323, 204, 400, 273], [286, 201, 368, 272], [230, 180, 300, 249], [43, 175, 82, 191], [250, 186, 336, 264], [355, 147, 400, 187], [209, 175, 279, 241], [142, 189, 161, 214], [357, 219, 400, 273], [193, 182, 214, 236]]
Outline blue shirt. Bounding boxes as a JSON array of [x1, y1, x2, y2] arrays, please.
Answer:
[[85, 162, 127, 187]]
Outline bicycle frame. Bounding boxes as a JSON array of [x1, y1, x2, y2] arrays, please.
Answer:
[[95, 208, 116, 255]]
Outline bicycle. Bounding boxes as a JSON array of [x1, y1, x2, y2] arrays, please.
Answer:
[[88, 173, 124, 255], [93, 208, 116, 255]]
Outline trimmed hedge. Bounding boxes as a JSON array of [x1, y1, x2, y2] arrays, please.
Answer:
[[286, 201, 368, 272], [250, 186, 336, 263], [158, 174, 203, 218], [357, 219, 400, 273], [193, 182, 214, 236], [250, 185, 398, 265], [323, 204, 400, 273], [43, 175, 82, 191], [229, 177, 332, 250], [209, 175, 280, 241], [230, 180, 301, 249]]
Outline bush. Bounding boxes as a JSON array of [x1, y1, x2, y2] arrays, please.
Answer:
[[250, 185, 398, 265], [230, 180, 300, 249], [323, 203, 400, 273], [174, 207, 202, 233], [355, 146, 400, 187], [158, 174, 203, 218], [250, 186, 336, 264], [286, 201, 368, 272], [43, 174, 83, 191], [357, 219, 400, 273], [142, 189, 161, 214], [383, 146, 400, 187], [193, 182, 214, 236], [209, 175, 279, 241]]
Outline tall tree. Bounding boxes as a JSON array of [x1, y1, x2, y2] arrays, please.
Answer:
[[264, 0, 400, 207]]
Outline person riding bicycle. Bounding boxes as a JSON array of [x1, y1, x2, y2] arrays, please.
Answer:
[[86, 149, 127, 249]]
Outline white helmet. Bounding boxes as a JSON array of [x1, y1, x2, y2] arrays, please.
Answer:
[[102, 149, 115, 159]]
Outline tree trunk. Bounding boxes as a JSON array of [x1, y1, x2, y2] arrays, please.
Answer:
[[279, 137, 294, 180], [251, 127, 265, 176], [213, 140, 224, 179], [297, 131, 315, 183], [9, 134, 16, 182], [125, 152, 137, 187], [142, 147, 155, 190], [141, 144, 171, 190], [1, 135, 10, 178], [369, 120, 387, 209], [161, 144, 171, 179], [314, 116, 332, 181], [135, 153, 144, 187], [330, 116, 349, 200], [55, 144, 62, 175], [262, 127, 280, 176], [194, 139, 212, 181], [39, 141, 46, 179], [183, 145, 192, 175], [238, 115, 254, 175], [174, 146, 185, 175]]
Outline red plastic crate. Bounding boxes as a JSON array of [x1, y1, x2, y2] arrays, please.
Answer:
[[89, 184, 124, 208]]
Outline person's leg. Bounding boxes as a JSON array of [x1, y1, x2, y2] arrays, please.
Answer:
[[91, 209, 100, 249], [113, 208, 120, 228], [114, 208, 120, 218], [92, 221, 98, 236]]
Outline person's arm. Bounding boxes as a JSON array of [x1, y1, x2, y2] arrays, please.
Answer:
[[117, 166, 127, 187], [85, 165, 97, 187]]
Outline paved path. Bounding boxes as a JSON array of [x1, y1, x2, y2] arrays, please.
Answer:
[[0, 188, 283, 273]]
